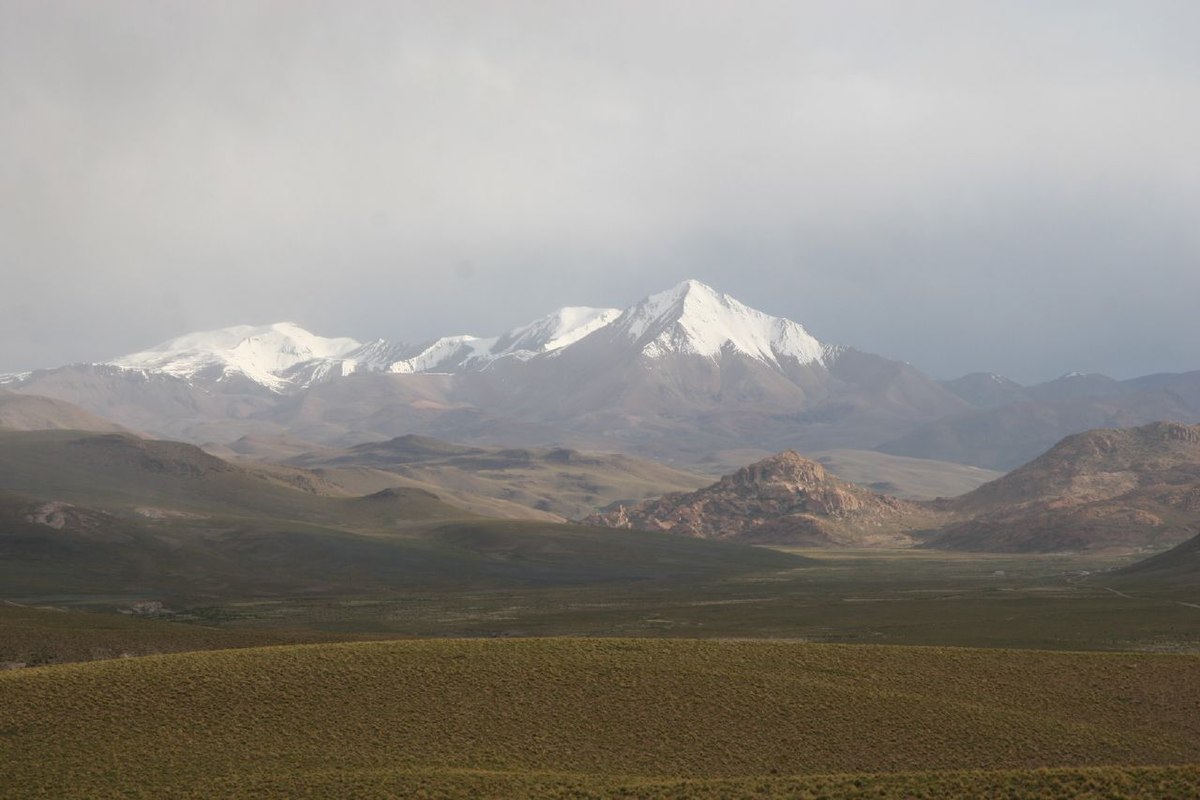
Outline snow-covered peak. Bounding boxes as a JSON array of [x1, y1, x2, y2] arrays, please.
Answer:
[[389, 335, 498, 374], [611, 279, 825, 366], [388, 306, 621, 373], [108, 322, 364, 392], [492, 306, 621, 357], [95, 279, 829, 390]]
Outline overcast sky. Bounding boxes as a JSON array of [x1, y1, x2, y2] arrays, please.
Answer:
[[2, 1, 1198, 383]]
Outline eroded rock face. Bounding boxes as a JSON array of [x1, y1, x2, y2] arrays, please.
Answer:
[[584, 451, 936, 547]]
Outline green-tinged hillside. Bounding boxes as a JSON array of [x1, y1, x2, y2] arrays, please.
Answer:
[[2, 639, 1198, 798]]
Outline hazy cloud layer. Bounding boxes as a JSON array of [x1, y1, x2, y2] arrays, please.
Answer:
[[2, 1, 1197, 382]]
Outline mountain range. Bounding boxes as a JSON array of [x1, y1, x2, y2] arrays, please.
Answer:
[[4, 279, 1199, 471]]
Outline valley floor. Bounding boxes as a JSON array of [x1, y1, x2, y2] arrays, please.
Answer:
[[16, 548, 1187, 656]]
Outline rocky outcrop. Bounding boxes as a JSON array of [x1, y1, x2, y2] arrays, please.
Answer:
[[584, 451, 941, 547]]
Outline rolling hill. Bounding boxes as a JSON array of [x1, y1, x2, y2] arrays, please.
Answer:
[[2, 638, 1198, 798], [0, 430, 805, 602], [285, 433, 714, 520]]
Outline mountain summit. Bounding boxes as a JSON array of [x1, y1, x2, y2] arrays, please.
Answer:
[[607, 280, 827, 366]]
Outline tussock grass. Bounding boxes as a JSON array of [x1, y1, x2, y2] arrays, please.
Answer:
[[2, 638, 1198, 797]]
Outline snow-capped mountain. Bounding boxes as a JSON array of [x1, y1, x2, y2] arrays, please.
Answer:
[[6, 280, 982, 462], [388, 306, 622, 374], [103, 304, 626, 391], [100, 279, 840, 394], [109, 322, 368, 393], [102, 280, 842, 393], [606, 279, 828, 365], [492, 306, 621, 358]]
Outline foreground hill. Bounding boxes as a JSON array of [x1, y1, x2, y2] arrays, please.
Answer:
[[0, 430, 804, 601], [2, 638, 1198, 798], [928, 422, 1200, 552], [585, 451, 945, 546]]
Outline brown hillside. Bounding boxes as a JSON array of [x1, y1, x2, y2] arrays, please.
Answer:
[[0, 389, 126, 433], [928, 422, 1200, 552], [585, 450, 943, 546]]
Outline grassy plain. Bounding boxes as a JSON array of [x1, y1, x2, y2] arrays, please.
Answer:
[[2, 638, 1199, 798], [166, 549, 1200, 653]]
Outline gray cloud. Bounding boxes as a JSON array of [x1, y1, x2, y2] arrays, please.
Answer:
[[1, 0, 1198, 382]]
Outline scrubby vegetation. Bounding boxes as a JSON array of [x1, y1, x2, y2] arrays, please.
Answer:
[[3, 638, 1198, 798], [0, 604, 359, 668]]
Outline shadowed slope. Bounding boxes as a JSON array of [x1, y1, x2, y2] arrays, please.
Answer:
[[1115, 531, 1200, 585]]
